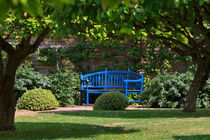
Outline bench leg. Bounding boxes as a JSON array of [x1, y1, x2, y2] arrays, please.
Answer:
[[125, 89, 128, 98], [125, 85, 128, 98], [86, 91, 89, 106]]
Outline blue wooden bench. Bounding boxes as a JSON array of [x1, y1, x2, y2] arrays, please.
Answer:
[[80, 68, 143, 106]]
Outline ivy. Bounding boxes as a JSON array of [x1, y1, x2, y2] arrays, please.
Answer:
[[36, 40, 191, 74], [127, 41, 191, 73]]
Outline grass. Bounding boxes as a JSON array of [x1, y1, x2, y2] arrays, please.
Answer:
[[1, 109, 210, 140]]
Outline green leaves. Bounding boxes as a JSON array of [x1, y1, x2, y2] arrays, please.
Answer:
[[48, 69, 80, 106], [17, 88, 59, 111], [94, 92, 129, 110], [101, 0, 122, 9], [175, 0, 180, 7], [120, 27, 133, 34], [15, 62, 51, 99], [141, 72, 210, 108], [0, 0, 44, 22]]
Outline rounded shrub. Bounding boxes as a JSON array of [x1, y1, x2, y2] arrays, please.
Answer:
[[93, 92, 129, 110], [17, 88, 59, 111]]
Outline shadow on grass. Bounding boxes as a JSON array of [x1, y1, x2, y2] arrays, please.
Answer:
[[46, 109, 210, 119], [174, 135, 210, 140], [0, 122, 137, 140]]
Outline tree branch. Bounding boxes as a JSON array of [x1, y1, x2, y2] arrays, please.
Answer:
[[166, 22, 197, 47], [193, 3, 208, 38], [0, 50, 3, 79], [31, 27, 51, 53], [193, 0, 210, 23], [16, 33, 32, 52], [0, 36, 15, 55], [201, 4, 210, 22], [161, 40, 189, 56], [147, 31, 192, 54], [4, 26, 15, 40]]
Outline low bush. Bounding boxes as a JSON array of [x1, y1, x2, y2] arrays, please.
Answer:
[[17, 88, 59, 111], [94, 92, 129, 110], [48, 69, 80, 106], [141, 72, 209, 108]]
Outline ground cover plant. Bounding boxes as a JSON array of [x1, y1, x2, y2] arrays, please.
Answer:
[[0, 110, 210, 140]]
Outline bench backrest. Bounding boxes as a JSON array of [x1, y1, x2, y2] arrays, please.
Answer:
[[81, 68, 143, 89]]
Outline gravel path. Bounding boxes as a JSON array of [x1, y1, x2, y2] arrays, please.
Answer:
[[15, 105, 180, 116]]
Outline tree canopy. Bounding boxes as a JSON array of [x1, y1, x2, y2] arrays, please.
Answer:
[[57, 0, 210, 112]]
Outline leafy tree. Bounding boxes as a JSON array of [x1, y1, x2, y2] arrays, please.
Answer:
[[58, 0, 210, 112], [112, 0, 210, 113], [0, 0, 75, 131], [0, 11, 51, 131]]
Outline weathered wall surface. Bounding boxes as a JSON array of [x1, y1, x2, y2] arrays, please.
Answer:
[[16, 38, 191, 76]]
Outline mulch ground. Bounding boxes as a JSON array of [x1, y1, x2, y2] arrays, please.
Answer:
[[15, 105, 180, 116]]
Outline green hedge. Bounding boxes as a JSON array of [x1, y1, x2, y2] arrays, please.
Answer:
[[94, 92, 129, 110], [17, 88, 59, 111]]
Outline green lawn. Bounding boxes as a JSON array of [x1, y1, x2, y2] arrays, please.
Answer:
[[1, 110, 210, 140]]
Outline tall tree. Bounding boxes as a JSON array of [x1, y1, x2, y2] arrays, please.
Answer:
[[110, 0, 210, 113], [0, 11, 51, 131], [0, 0, 75, 131], [58, 0, 210, 112]]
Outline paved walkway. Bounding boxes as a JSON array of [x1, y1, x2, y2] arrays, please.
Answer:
[[15, 105, 180, 116]]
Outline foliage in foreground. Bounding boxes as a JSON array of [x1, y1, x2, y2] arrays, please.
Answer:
[[94, 92, 129, 110], [141, 72, 210, 108], [17, 88, 59, 111], [48, 69, 80, 106]]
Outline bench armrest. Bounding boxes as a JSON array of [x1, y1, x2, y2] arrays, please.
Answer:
[[124, 79, 142, 83]]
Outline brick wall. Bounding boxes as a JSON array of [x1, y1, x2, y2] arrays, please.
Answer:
[[20, 38, 191, 76]]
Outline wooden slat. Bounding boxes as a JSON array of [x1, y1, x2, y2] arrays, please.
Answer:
[[99, 74, 101, 87], [116, 74, 118, 86], [121, 73, 124, 86], [102, 74, 104, 86], [93, 76, 95, 86], [111, 74, 112, 86]]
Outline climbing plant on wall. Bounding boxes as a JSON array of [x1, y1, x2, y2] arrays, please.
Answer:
[[36, 40, 191, 74]]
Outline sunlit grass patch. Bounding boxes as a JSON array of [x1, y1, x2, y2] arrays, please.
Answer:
[[0, 109, 209, 140]]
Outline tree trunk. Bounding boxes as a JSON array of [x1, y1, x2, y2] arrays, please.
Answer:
[[0, 57, 21, 131], [183, 60, 210, 113], [0, 75, 17, 131], [0, 28, 50, 132]]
